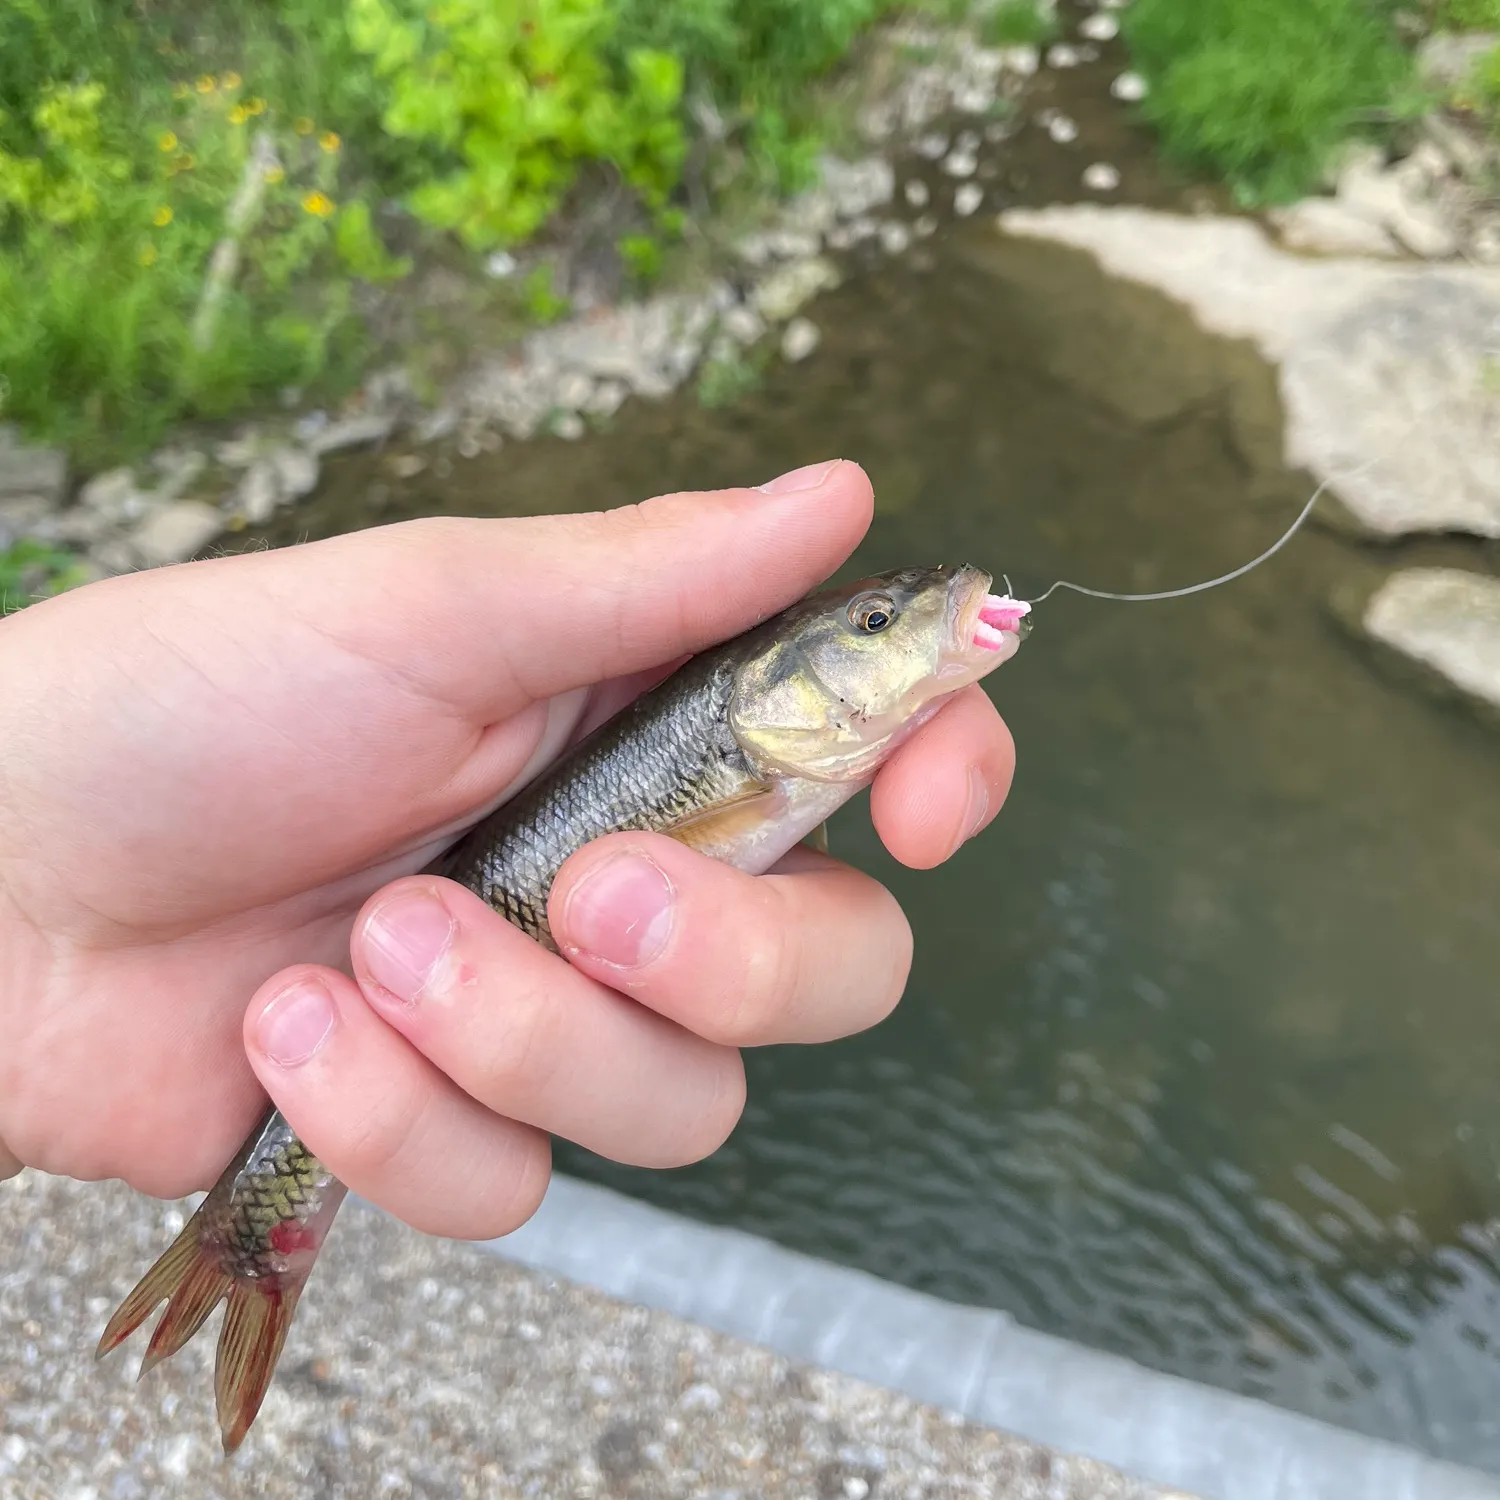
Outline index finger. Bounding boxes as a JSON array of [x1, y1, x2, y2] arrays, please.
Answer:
[[241, 460, 875, 721]]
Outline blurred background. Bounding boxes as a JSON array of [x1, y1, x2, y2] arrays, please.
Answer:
[[4, 0, 1500, 1476]]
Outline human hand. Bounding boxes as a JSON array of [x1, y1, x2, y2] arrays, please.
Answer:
[[0, 461, 1015, 1236]]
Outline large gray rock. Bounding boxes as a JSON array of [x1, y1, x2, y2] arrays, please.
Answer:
[[1418, 31, 1499, 89], [130, 501, 224, 567], [0, 427, 66, 506], [1361, 568, 1500, 721], [996, 206, 1500, 538]]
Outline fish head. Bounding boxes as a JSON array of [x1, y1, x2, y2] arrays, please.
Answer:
[[729, 564, 1029, 782]]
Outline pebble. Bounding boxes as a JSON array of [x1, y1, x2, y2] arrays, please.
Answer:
[[552, 412, 586, 441], [1047, 114, 1080, 144], [235, 461, 281, 525], [915, 132, 949, 161], [752, 256, 841, 322], [484, 251, 518, 279], [1047, 44, 1082, 69], [584, 378, 629, 417], [954, 183, 985, 217], [913, 214, 938, 239], [879, 221, 913, 255], [1111, 71, 1148, 102], [904, 179, 931, 208], [999, 45, 1040, 76], [781, 318, 822, 362], [1082, 163, 1121, 192], [1079, 12, 1119, 41], [941, 150, 978, 179], [553, 371, 595, 411], [389, 454, 428, 479]]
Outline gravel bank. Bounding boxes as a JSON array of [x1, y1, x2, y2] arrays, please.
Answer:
[[0, 1170, 1177, 1500]]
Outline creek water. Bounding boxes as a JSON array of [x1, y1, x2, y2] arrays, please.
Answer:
[[253, 51, 1500, 1474]]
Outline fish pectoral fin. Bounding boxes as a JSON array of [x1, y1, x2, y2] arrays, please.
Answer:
[[663, 783, 778, 855], [802, 821, 830, 855]]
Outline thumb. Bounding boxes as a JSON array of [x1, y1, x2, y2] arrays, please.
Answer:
[[266, 458, 874, 717]]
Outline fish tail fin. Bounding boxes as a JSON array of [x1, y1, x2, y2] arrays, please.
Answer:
[[216, 1279, 304, 1453], [95, 1213, 210, 1359], [99, 1109, 347, 1451]]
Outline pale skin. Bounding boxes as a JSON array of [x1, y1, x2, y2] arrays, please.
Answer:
[[0, 460, 1015, 1239]]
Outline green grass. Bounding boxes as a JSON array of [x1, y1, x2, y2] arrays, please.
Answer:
[[1122, 0, 1413, 203], [978, 0, 1058, 48], [1438, 0, 1500, 27], [0, 539, 90, 612]]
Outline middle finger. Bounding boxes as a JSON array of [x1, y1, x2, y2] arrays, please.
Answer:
[[351, 877, 746, 1169]]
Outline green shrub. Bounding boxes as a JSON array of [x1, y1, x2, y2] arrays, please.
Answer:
[[979, 0, 1057, 48], [348, 0, 686, 250], [1122, 0, 1412, 203], [1438, 0, 1500, 27]]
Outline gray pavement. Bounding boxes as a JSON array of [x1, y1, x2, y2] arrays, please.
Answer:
[[1, 1170, 1176, 1500]]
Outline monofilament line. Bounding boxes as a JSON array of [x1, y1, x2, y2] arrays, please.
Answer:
[[1022, 474, 1348, 608]]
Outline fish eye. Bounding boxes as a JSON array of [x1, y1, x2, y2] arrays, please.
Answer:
[[848, 593, 896, 633]]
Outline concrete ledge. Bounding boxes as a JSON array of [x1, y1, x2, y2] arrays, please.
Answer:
[[485, 1175, 1500, 1500]]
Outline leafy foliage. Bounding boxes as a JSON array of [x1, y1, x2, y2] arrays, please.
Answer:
[[1122, 0, 1413, 203], [978, 0, 1057, 48], [347, 0, 685, 249]]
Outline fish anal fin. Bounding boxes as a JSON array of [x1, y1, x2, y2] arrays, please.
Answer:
[[802, 821, 830, 855]]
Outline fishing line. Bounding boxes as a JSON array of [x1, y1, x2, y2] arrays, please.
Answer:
[[1017, 469, 1367, 608]]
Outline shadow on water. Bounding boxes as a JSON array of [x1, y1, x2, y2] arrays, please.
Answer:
[[249, 53, 1500, 1472]]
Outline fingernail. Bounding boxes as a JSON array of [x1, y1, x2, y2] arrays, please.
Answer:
[[959, 766, 991, 848], [563, 852, 674, 969], [758, 459, 840, 495], [258, 979, 335, 1068], [362, 889, 456, 1003]]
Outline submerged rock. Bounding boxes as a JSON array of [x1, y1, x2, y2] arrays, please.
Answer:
[[781, 318, 821, 363], [997, 206, 1500, 538], [1358, 569, 1500, 724]]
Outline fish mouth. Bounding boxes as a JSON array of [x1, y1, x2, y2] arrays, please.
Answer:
[[948, 564, 1032, 663]]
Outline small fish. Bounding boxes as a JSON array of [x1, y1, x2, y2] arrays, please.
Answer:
[[96, 564, 1031, 1451]]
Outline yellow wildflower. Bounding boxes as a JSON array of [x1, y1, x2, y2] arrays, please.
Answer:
[[153, 205, 173, 227], [158, 130, 178, 153], [294, 116, 315, 135], [319, 131, 341, 153], [301, 191, 335, 218], [172, 82, 190, 100], [262, 163, 286, 185], [245, 97, 267, 116], [196, 75, 216, 94], [228, 104, 248, 125], [138, 243, 159, 267], [221, 71, 242, 91]]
